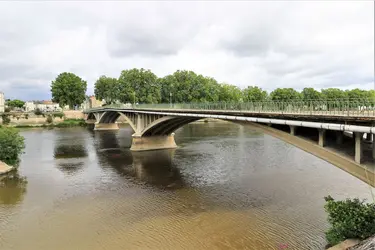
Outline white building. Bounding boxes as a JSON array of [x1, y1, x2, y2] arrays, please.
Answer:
[[24, 101, 62, 112], [0, 92, 4, 113], [24, 101, 35, 112]]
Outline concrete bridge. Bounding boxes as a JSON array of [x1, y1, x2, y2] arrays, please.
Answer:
[[84, 100, 375, 187]]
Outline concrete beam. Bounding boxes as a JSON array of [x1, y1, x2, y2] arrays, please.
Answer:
[[290, 125, 297, 135], [130, 133, 177, 151], [318, 129, 326, 147], [355, 132, 363, 164], [94, 123, 119, 131]]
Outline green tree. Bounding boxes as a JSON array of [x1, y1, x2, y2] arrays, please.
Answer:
[[118, 68, 160, 104], [243, 86, 268, 102], [0, 127, 25, 166], [6, 99, 25, 109], [346, 88, 372, 99], [270, 88, 301, 101], [160, 70, 220, 103], [218, 84, 243, 102], [51, 72, 87, 109], [94, 76, 119, 104], [321, 88, 347, 100], [301, 88, 322, 101]]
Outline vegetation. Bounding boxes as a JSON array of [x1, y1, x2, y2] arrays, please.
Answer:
[[34, 108, 43, 116], [54, 119, 86, 128], [52, 112, 64, 119], [0, 127, 25, 166], [51, 72, 87, 109], [46, 115, 53, 124], [94, 76, 119, 104], [324, 196, 375, 246], [91, 69, 375, 105], [6, 99, 25, 109], [1, 114, 10, 125]]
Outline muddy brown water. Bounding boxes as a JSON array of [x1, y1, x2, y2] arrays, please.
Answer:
[[0, 122, 373, 250]]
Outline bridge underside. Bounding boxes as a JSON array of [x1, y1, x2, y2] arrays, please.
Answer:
[[85, 109, 375, 187]]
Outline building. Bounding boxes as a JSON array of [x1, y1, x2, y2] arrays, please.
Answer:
[[81, 96, 103, 110], [0, 92, 4, 113], [24, 100, 62, 112]]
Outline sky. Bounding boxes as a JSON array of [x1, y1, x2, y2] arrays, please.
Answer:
[[0, 1, 374, 101]]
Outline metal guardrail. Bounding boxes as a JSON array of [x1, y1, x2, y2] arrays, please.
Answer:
[[85, 99, 375, 117]]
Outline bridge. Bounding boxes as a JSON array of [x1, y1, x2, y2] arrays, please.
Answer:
[[84, 99, 375, 187]]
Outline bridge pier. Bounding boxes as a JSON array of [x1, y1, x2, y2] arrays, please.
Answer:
[[318, 129, 326, 147], [94, 123, 119, 131], [355, 132, 363, 164], [336, 131, 344, 144], [290, 125, 297, 135], [130, 133, 177, 151]]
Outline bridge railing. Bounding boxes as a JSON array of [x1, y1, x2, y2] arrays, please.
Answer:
[[86, 99, 375, 117]]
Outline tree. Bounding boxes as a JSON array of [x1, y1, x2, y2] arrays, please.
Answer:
[[51, 72, 87, 109], [218, 84, 243, 102], [243, 86, 268, 102], [321, 88, 347, 100], [118, 68, 160, 104], [160, 70, 221, 103], [270, 88, 301, 101], [301, 88, 322, 101], [6, 99, 25, 109], [346, 88, 372, 100], [0, 127, 25, 166], [94, 76, 119, 104]]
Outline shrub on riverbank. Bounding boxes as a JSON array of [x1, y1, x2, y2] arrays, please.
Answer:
[[1, 114, 10, 125], [0, 127, 25, 166], [54, 119, 86, 128], [324, 196, 375, 246]]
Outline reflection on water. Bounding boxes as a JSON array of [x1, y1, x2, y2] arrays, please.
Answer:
[[0, 171, 27, 205], [0, 124, 374, 250], [94, 130, 184, 189]]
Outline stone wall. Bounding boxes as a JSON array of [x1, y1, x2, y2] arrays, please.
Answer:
[[0, 114, 64, 125], [63, 110, 85, 119]]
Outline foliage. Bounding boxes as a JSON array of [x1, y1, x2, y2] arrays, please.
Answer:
[[270, 88, 301, 101], [24, 114, 29, 119], [1, 114, 10, 125], [159, 70, 220, 103], [34, 108, 43, 116], [321, 88, 348, 100], [54, 119, 86, 128], [302, 88, 322, 101], [324, 196, 375, 246], [94, 76, 119, 104], [6, 99, 25, 109], [346, 88, 373, 100], [46, 115, 53, 124], [218, 84, 243, 102], [4, 107, 10, 113], [118, 68, 160, 104], [52, 112, 64, 119], [51, 72, 87, 109], [242, 86, 268, 102], [0, 127, 25, 166]]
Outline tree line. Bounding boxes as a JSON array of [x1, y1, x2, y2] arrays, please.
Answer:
[[49, 69, 375, 108]]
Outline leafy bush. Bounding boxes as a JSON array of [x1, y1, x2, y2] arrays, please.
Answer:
[[4, 107, 11, 113], [1, 114, 10, 125], [55, 119, 86, 128], [0, 127, 25, 166], [324, 196, 375, 246], [46, 115, 53, 124], [34, 108, 43, 116], [24, 114, 29, 119]]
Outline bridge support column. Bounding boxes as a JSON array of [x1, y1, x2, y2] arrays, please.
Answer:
[[130, 133, 177, 151], [94, 123, 119, 131], [366, 133, 373, 142], [372, 139, 375, 160], [355, 132, 363, 164], [290, 126, 297, 135], [318, 129, 326, 147]]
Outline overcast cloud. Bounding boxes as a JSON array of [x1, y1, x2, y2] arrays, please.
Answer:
[[0, 1, 373, 100]]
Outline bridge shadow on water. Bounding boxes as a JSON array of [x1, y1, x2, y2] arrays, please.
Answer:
[[92, 129, 185, 190]]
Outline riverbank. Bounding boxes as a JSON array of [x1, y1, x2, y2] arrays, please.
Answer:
[[328, 235, 375, 250], [0, 161, 14, 175]]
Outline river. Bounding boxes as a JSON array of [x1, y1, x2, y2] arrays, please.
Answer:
[[0, 122, 373, 250]]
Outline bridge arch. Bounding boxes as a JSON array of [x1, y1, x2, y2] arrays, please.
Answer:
[[97, 111, 137, 132]]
